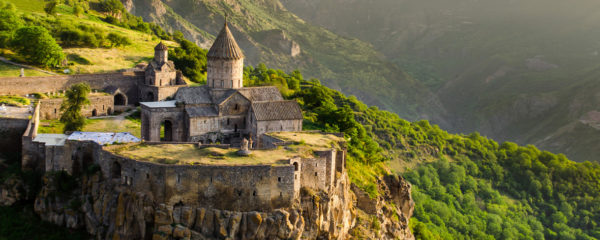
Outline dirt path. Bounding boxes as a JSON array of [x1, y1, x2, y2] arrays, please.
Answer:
[[0, 56, 58, 75]]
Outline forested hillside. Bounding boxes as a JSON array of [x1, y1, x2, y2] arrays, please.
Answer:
[[281, 0, 600, 162], [243, 65, 600, 239]]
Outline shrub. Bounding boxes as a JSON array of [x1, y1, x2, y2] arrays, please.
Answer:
[[106, 32, 131, 47]]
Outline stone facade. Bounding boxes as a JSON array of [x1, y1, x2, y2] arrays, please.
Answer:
[[39, 94, 114, 120], [0, 42, 187, 110], [140, 23, 303, 144]]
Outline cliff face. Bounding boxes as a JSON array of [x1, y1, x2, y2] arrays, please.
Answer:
[[31, 169, 413, 239]]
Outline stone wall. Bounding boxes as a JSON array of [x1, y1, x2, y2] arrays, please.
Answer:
[[254, 119, 302, 144], [39, 95, 114, 120], [21, 103, 40, 171], [141, 105, 186, 141], [207, 58, 244, 89], [0, 72, 144, 104], [97, 149, 297, 212]]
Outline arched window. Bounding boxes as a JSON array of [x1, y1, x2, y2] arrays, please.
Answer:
[[293, 162, 298, 171]]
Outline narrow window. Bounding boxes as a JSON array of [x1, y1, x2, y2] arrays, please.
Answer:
[[220, 80, 224, 87], [54, 108, 57, 114], [280, 192, 282, 197], [295, 174, 297, 180], [210, 177, 213, 183], [176, 174, 181, 183], [146, 173, 150, 179], [230, 80, 233, 87], [253, 191, 256, 196], [227, 118, 230, 125], [235, 104, 239, 110], [315, 172, 318, 176], [278, 177, 281, 182]]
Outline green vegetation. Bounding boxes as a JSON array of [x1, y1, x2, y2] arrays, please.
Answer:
[[11, 26, 65, 67], [0, 95, 30, 107], [169, 33, 207, 83], [38, 117, 142, 138], [60, 83, 90, 132], [0, 0, 173, 73], [245, 64, 600, 239]]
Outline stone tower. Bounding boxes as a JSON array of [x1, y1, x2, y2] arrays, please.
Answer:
[[207, 21, 245, 89], [154, 42, 168, 64]]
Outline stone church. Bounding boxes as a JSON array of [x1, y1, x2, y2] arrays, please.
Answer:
[[140, 22, 303, 145]]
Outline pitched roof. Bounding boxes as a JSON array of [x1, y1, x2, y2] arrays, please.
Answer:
[[237, 87, 283, 102], [207, 22, 244, 60], [186, 106, 218, 117], [155, 42, 168, 50], [251, 100, 303, 121], [175, 86, 212, 105]]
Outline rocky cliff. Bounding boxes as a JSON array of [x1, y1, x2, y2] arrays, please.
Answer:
[[32, 169, 414, 239]]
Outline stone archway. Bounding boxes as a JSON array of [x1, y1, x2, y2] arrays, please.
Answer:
[[92, 109, 97, 116], [161, 120, 173, 142], [114, 93, 127, 106]]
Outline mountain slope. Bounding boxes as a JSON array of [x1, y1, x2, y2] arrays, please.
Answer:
[[121, 0, 446, 121], [280, 0, 600, 162]]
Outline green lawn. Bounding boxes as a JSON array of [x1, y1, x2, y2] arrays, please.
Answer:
[[39, 117, 141, 138], [0, 62, 51, 77]]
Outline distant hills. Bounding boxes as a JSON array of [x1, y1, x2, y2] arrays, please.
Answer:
[[280, 0, 600, 162], [121, 0, 445, 121]]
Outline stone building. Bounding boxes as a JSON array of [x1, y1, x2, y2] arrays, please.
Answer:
[[140, 22, 303, 144], [139, 42, 187, 102]]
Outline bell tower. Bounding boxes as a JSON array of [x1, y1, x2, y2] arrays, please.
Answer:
[[206, 21, 245, 89], [154, 42, 168, 64]]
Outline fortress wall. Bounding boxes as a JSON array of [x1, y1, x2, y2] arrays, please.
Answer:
[[0, 117, 29, 155], [0, 72, 143, 104], [300, 157, 329, 192], [97, 150, 297, 212], [39, 95, 114, 120], [315, 149, 337, 191], [22, 103, 42, 170]]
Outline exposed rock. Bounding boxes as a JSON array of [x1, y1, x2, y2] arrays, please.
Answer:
[[31, 169, 412, 239]]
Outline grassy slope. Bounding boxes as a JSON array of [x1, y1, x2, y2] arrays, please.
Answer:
[[1, 0, 173, 74], [0, 61, 50, 77]]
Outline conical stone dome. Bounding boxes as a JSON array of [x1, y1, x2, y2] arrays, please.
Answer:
[[207, 22, 244, 60]]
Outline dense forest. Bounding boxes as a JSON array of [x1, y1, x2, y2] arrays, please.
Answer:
[[234, 62, 600, 239]]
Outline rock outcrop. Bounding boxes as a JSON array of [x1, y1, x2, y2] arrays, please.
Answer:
[[33, 169, 374, 239], [351, 175, 414, 240]]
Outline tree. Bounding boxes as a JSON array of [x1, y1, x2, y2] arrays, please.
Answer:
[[44, 1, 58, 15], [60, 83, 91, 132], [11, 26, 65, 67], [102, 0, 124, 18], [0, 9, 22, 31]]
